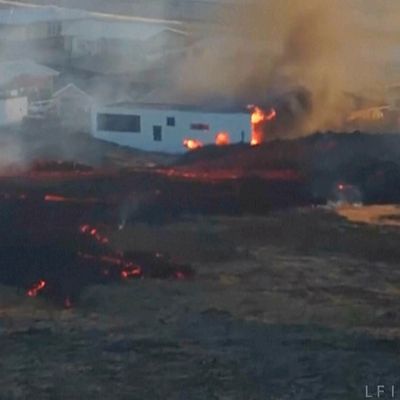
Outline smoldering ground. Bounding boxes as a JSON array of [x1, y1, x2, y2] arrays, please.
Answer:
[[175, 0, 400, 137]]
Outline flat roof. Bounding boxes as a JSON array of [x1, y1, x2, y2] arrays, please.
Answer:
[[0, 6, 89, 25], [62, 19, 187, 40], [0, 60, 59, 86], [102, 101, 249, 114]]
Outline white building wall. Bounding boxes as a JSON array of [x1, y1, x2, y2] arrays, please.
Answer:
[[91, 104, 251, 153], [0, 97, 28, 126], [0, 25, 28, 41]]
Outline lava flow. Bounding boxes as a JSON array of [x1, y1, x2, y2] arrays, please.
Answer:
[[0, 219, 194, 307], [27, 279, 46, 297]]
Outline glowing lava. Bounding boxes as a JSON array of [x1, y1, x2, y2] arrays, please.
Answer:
[[79, 224, 109, 244], [27, 279, 46, 297], [121, 265, 142, 279], [44, 194, 67, 202], [249, 106, 277, 146], [215, 131, 230, 146], [183, 138, 203, 151]]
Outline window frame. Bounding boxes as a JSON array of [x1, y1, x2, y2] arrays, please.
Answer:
[[97, 113, 141, 133], [166, 116, 175, 127], [153, 125, 162, 142], [190, 123, 210, 131]]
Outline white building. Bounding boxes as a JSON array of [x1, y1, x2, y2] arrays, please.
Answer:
[[63, 19, 188, 75], [0, 6, 88, 43], [0, 6, 89, 63], [0, 96, 28, 127], [0, 60, 59, 100], [52, 83, 93, 131], [91, 102, 251, 153], [0, 60, 59, 126]]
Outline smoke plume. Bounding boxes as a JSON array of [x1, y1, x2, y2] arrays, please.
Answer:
[[175, 0, 399, 137]]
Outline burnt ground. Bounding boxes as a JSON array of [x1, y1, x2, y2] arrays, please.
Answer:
[[2, 208, 400, 399], [1, 131, 400, 398]]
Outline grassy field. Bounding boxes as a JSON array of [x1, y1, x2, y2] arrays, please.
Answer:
[[2, 207, 400, 399]]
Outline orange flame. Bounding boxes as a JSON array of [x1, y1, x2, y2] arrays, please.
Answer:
[[183, 138, 203, 150], [249, 106, 277, 146], [27, 279, 46, 297], [121, 265, 142, 279], [79, 224, 109, 244], [215, 131, 230, 146], [44, 194, 67, 202]]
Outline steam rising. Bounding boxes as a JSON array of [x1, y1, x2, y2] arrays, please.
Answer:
[[175, 0, 399, 137]]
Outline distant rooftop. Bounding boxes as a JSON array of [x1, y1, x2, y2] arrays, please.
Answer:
[[0, 60, 59, 86], [0, 6, 89, 25], [103, 101, 249, 114], [62, 18, 187, 41]]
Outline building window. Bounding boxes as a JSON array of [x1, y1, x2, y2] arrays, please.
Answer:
[[47, 21, 62, 37], [166, 116, 175, 126], [153, 125, 162, 141], [190, 123, 209, 131], [97, 113, 141, 132]]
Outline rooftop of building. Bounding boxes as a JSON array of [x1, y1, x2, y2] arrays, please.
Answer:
[[0, 60, 59, 86], [62, 18, 187, 40], [0, 6, 89, 25], [102, 100, 249, 114]]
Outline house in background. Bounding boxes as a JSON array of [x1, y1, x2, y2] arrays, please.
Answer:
[[0, 60, 60, 126], [0, 96, 28, 127], [52, 83, 93, 131], [0, 60, 59, 101], [63, 19, 189, 83], [0, 6, 90, 64], [91, 101, 250, 153]]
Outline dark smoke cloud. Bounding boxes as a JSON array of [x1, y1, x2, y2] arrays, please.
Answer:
[[175, 0, 399, 137]]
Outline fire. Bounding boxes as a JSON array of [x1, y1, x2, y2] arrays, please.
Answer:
[[183, 138, 203, 151], [79, 224, 109, 244], [248, 105, 277, 146], [121, 265, 142, 279], [251, 107, 266, 124], [27, 279, 46, 297], [347, 107, 386, 122], [44, 194, 67, 202], [215, 131, 230, 146]]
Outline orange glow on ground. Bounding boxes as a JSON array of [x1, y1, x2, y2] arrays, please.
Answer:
[[121, 265, 142, 278], [215, 131, 230, 146], [183, 138, 203, 151], [44, 194, 67, 202], [79, 224, 109, 244], [27, 279, 46, 297]]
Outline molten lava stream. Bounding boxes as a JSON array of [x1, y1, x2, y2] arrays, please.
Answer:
[[27, 279, 46, 297]]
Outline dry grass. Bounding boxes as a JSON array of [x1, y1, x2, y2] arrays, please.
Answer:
[[2, 208, 400, 399]]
